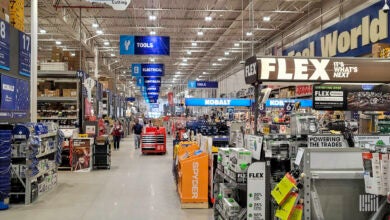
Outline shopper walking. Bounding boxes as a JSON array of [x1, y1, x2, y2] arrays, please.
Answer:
[[111, 120, 123, 151], [132, 119, 143, 149]]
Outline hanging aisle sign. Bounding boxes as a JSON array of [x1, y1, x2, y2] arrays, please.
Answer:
[[283, 2, 390, 57], [256, 57, 390, 83], [245, 56, 259, 84], [146, 86, 160, 92], [143, 77, 161, 86], [188, 80, 218, 88], [85, 0, 131, 10], [131, 63, 164, 77], [120, 36, 170, 55], [19, 32, 31, 77], [0, 18, 10, 71]]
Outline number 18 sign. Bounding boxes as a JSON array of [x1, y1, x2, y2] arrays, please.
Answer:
[[19, 31, 31, 77], [0, 18, 10, 71]]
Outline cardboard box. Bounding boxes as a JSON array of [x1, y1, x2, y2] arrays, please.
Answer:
[[100, 80, 114, 91], [219, 183, 235, 198], [62, 89, 77, 97], [229, 148, 252, 173], [372, 43, 390, 58], [9, 0, 24, 31], [222, 198, 241, 217], [218, 148, 230, 167], [0, 0, 9, 22], [45, 89, 60, 97]]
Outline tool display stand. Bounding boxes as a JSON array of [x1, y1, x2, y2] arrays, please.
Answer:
[[93, 136, 111, 169], [141, 127, 167, 155], [177, 151, 209, 208]]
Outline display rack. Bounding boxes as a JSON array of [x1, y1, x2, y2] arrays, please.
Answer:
[[37, 71, 81, 130], [10, 132, 59, 204], [93, 136, 111, 169]]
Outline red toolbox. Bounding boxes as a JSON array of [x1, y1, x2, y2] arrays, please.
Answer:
[[141, 127, 167, 154]]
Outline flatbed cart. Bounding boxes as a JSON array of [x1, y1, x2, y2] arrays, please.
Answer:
[[141, 127, 167, 155]]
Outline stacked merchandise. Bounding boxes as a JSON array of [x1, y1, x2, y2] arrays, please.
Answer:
[[186, 120, 229, 136], [0, 130, 12, 210]]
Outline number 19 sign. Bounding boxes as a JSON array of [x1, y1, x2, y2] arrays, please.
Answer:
[[19, 32, 31, 77], [0, 18, 10, 71]]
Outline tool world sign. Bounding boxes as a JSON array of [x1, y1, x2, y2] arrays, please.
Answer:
[[283, 2, 390, 57], [252, 57, 390, 83]]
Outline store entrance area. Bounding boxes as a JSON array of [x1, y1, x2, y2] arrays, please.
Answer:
[[0, 137, 212, 220]]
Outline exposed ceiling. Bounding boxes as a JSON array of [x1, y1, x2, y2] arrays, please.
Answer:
[[24, 0, 322, 97]]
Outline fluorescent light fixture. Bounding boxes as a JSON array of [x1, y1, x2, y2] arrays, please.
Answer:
[[71, 53, 76, 57], [150, 31, 156, 35], [192, 42, 197, 46], [92, 23, 99, 28], [104, 41, 110, 46], [150, 58, 155, 62], [149, 15, 157, 20], [197, 31, 204, 36], [186, 51, 192, 55], [40, 29, 46, 34], [205, 16, 212, 21], [212, 63, 217, 66], [203, 72, 207, 74], [218, 58, 222, 61], [183, 58, 188, 62], [224, 51, 230, 56], [55, 41, 62, 45], [246, 32, 253, 36], [110, 53, 115, 57], [234, 43, 240, 47], [263, 16, 271, 22], [96, 30, 103, 35], [176, 71, 181, 74]]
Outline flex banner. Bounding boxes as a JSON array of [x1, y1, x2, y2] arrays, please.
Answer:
[[256, 57, 390, 83]]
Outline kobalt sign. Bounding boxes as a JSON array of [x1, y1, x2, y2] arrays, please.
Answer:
[[256, 57, 390, 83], [86, 0, 131, 10]]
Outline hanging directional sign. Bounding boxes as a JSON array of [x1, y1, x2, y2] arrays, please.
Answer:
[[120, 36, 170, 56], [146, 86, 160, 92], [86, 0, 131, 11], [136, 77, 144, 87], [144, 77, 161, 86], [188, 80, 218, 88], [132, 63, 164, 77]]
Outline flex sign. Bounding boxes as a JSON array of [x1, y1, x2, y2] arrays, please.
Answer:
[[257, 57, 390, 83], [245, 56, 258, 84], [120, 36, 170, 55], [284, 2, 389, 57]]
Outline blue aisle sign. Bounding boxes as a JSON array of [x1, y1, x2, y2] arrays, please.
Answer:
[[1, 75, 17, 110], [126, 97, 136, 102], [185, 98, 252, 107], [132, 63, 164, 77], [136, 77, 144, 87], [120, 35, 170, 55], [146, 86, 160, 92], [150, 103, 159, 108], [19, 32, 31, 77], [266, 99, 313, 108], [188, 80, 218, 88], [0, 19, 10, 71], [283, 2, 390, 57], [144, 77, 161, 86]]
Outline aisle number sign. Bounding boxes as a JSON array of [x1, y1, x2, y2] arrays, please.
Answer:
[[120, 35, 170, 55], [19, 32, 31, 77], [131, 63, 165, 77], [0, 18, 10, 71]]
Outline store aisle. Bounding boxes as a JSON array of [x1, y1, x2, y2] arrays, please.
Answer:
[[0, 136, 212, 220]]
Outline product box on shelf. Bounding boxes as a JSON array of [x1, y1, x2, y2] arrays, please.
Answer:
[[9, 0, 24, 31], [41, 62, 69, 71], [62, 89, 77, 97], [44, 89, 60, 97], [0, 0, 9, 22], [51, 47, 63, 62], [219, 183, 235, 199], [229, 148, 252, 173], [222, 198, 241, 217], [372, 43, 390, 58], [218, 147, 230, 167]]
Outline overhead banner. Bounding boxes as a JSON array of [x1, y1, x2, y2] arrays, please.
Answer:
[[245, 56, 258, 84], [283, 2, 390, 57], [86, 0, 131, 10], [144, 77, 161, 86], [188, 80, 218, 89], [0, 18, 10, 71], [19, 32, 31, 77], [308, 135, 347, 148], [120, 35, 170, 56], [131, 63, 164, 77], [185, 98, 251, 107], [256, 57, 390, 83], [313, 84, 390, 111]]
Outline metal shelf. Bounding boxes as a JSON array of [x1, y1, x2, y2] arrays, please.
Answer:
[[36, 149, 57, 159], [30, 167, 57, 182], [38, 132, 57, 138], [37, 97, 78, 102], [215, 169, 247, 190], [38, 117, 78, 120]]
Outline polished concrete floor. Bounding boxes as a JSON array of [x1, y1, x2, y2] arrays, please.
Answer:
[[0, 136, 213, 220]]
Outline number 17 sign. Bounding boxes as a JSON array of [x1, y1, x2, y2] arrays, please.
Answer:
[[19, 31, 31, 77]]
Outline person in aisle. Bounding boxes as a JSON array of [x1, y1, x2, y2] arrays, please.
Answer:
[[111, 120, 123, 151], [132, 118, 143, 149], [148, 120, 153, 127]]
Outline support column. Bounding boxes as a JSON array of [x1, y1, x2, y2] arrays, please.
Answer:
[[30, 0, 38, 122], [94, 47, 99, 79]]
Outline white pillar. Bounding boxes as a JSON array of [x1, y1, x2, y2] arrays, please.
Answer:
[[30, 0, 38, 122], [94, 47, 99, 79]]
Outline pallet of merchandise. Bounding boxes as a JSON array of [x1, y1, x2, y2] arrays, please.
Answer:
[[40, 62, 69, 71], [180, 202, 209, 209]]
